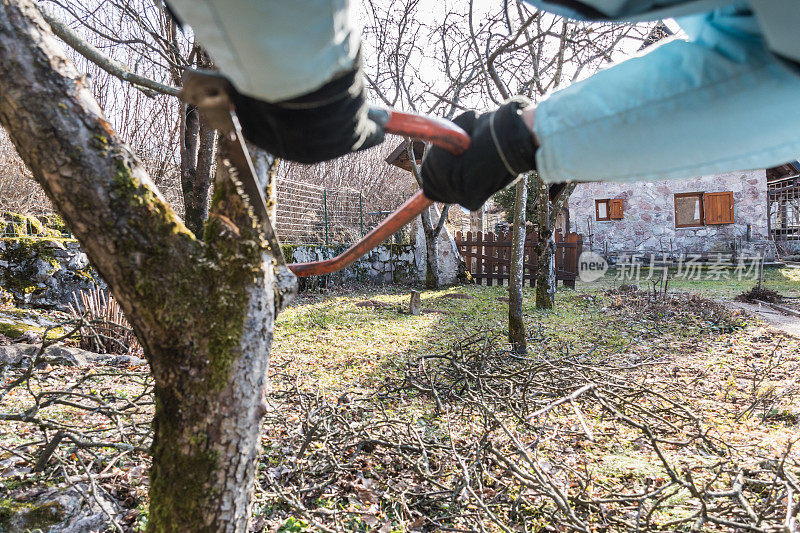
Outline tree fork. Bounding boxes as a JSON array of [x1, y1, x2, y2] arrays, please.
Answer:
[[0, 1, 277, 530]]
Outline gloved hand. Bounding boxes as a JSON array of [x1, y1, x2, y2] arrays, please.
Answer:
[[230, 60, 383, 164], [420, 97, 538, 211]]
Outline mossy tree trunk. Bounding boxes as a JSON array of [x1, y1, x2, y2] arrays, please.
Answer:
[[175, 45, 216, 237], [508, 174, 528, 354], [179, 102, 216, 237], [533, 174, 554, 309], [532, 177, 577, 310], [0, 2, 290, 530]]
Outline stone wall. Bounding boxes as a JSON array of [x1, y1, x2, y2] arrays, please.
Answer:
[[0, 238, 105, 309], [285, 207, 465, 286], [284, 243, 418, 284], [0, 228, 456, 311], [569, 170, 776, 259]]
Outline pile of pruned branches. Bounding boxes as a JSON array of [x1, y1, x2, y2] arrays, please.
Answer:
[[2, 293, 796, 532], [258, 330, 799, 532], [0, 318, 152, 532], [601, 285, 747, 334]]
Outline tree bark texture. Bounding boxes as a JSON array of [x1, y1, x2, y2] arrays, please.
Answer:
[[470, 207, 483, 233], [532, 180, 576, 309], [0, 2, 278, 530], [508, 175, 528, 353], [533, 174, 554, 309], [180, 102, 216, 236], [423, 221, 440, 288], [548, 182, 576, 298]]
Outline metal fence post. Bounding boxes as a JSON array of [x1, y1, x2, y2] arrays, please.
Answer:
[[359, 193, 364, 237], [323, 188, 329, 246]]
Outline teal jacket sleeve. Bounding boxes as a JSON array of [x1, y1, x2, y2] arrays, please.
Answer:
[[530, 4, 800, 182], [164, 0, 359, 102]]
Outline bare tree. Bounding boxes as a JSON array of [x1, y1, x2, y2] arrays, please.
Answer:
[[532, 173, 553, 308], [362, 0, 648, 301], [507, 174, 528, 352], [0, 3, 292, 530], [533, 179, 578, 307], [448, 1, 649, 312], [40, 0, 215, 235], [407, 141, 450, 288], [362, 0, 466, 288]]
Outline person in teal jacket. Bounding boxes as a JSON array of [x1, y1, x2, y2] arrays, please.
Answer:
[[165, 0, 800, 211]]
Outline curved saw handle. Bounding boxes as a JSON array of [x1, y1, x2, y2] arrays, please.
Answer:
[[289, 109, 468, 277], [369, 107, 470, 155]]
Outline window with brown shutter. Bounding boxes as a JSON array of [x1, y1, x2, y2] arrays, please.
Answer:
[[609, 199, 624, 220], [704, 191, 734, 224], [674, 192, 704, 228]]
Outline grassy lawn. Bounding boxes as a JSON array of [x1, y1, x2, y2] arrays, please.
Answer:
[[274, 284, 619, 392]]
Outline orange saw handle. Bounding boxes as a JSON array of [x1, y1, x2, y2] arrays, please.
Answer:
[[370, 108, 470, 155], [288, 109, 469, 277]]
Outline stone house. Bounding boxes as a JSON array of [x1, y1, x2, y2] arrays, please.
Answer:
[[568, 170, 776, 260]]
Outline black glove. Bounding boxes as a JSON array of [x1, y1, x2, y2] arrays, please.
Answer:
[[229, 59, 383, 164], [421, 97, 538, 211]]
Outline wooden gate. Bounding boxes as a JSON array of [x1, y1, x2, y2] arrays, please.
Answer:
[[454, 230, 583, 287]]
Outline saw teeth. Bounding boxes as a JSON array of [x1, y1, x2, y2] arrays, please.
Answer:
[[222, 158, 259, 230]]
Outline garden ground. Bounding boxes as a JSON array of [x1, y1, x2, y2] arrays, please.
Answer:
[[1, 267, 799, 531]]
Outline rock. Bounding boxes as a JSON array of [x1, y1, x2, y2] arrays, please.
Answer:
[[0, 343, 38, 364], [0, 308, 60, 340], [34, 258, 55, 282], [14, 330, 43, 344], [41, 239, 66, 250], [0, 484, 115, 533], [67, 252, 89, 271], [110, 354, 147, 367], [0, 343, 146, 368], [44, 345, 93, 367], [0, 239, 105, 310]]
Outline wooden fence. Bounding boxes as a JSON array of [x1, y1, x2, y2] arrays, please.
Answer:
[[454, 230, 583, 287]]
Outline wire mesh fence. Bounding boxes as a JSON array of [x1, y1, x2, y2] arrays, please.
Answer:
[[275, 178, 369, 245], [0, 212, 73, 239], [0, 173, 398, 246]]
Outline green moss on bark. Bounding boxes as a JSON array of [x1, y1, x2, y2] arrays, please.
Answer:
[[134, 171, 267, 532], [147, 395, 222, 533]]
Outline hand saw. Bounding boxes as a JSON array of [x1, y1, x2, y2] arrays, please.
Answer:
[[180, 70, 470, 281]]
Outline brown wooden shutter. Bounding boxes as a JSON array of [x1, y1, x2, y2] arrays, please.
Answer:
[[704, 192, 734, 224], [609, 199, 624, 220]]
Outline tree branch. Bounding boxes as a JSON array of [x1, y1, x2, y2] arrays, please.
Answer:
[[37, 5, 179, 97]]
